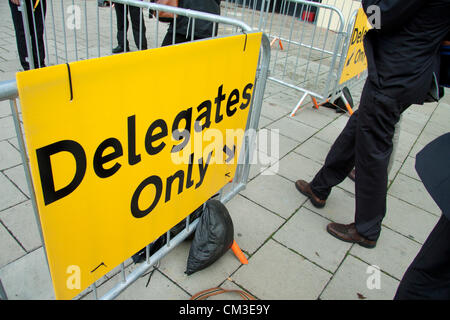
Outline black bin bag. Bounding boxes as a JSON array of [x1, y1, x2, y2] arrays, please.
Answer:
[[185, 199, 234, 275]]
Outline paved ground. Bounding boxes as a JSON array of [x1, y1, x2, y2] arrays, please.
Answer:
[[0, 1, 449, 300]]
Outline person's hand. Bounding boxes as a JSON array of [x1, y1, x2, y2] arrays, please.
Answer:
[[10, 0, 21, 5]]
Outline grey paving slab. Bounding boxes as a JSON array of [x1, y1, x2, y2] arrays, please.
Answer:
[[240, 173, 307, 219], [0, 60, 21, 73], [6, 137, 19, 151], [260, 99, 290, 120], [0, 100, 11, 118], [0, 247, 54, 300], [0, 140, 21, 170], [304, 186, 355, 224], [0, 115, 16, 141], [264, 92, 304, 113], [247, 147, 280, 180], [394, 130, 418, 164], [388, 173, 441, 216], [350, 227, 422, 280], [273, 152, 323, 183], [157, 240, 242, 296], [263, 81, 292, 98], [421, 120, 449, 143], [232, 240, 331, 300], [0, 201, 41, 252], [293, 136, 332, 165], [409, 140, 428, 158], [247, 160, 275, 181], [383, 195, 439, 245], [258, 115, 273, 129], [0, 71, 18, 82], [289, 104, 338, 129], [320, 255, 399, 300], [267, 117, 318, 143], [398, 156, 421, 182], [415, 125, 446, 149], [399, 109, 431, 136], [408, 103, 438, 117], [388, 160, 403, 184], [314, 120, 347, 145], [274, 207, 351, 273], [428, 102, 450, 129], [3, 164, 29, 198], [0, 221, 25, 268], [0, 172, 27, 211], [256, 130, 299, 161], [226, 194, 285, 255]]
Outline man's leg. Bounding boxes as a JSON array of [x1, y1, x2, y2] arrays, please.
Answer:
[[161, 31, 190, 47], [353, 84, 405, 241], [9, 0, 30, 70], [303, 81, 405, 247], [114, 3, 129, 50], [306, 82, 375, 201], [308, 112, 358, 200], [30, 0, 46, 68], [129, 5, 147, 50], [394, 214, 450, 300]]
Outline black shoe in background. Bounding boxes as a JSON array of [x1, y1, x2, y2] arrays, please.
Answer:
[[112, 46, 130, 54]]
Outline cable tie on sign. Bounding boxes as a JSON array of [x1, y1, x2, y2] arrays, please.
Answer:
[[66, 63, 73, 101], [242, 30, 248, 52]]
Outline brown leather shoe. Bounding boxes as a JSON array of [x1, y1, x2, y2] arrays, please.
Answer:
[[326, 222, 377, 248], [295, 180, 326, 208]]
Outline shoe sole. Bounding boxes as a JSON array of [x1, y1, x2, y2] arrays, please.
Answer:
[[294, 182, 326, 209], [326, 226, 376, 249]]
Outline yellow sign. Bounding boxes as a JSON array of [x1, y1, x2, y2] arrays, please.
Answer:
[[339, 8, 372, 84], [16, 33, 262, 300]]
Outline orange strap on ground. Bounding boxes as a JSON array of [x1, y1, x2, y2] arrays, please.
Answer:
[[231, 240, 248, 265]]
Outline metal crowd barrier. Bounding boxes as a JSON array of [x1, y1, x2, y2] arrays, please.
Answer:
[[17, 0, 261, 67], [0, 0, 270, 300], [18, 0, 365, 115], [221, 0, 349, 116]]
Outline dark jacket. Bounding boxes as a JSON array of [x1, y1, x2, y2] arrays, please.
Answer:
[[361, 0, 450, 105], [415, 133, 450, 220], [169, 0, 221, 39]]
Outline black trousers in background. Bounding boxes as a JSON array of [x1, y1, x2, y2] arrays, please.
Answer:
[[309, 80, 409, 241], [161, 31, 204, 47], [115, 3, 147, 50], [9, 0, 47, 70], [394, 214, 450, 299]]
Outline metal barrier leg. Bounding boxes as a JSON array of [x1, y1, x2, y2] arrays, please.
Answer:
[[311, 96, 319, 109], [289, 92, 307, 117], [339, 91, 354, 115]]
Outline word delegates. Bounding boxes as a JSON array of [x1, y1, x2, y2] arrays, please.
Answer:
[[34, 82, 253, 218]]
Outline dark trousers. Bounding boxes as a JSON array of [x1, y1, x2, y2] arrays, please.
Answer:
[[310, 80, 409, 241], [161, 31, 205, 47], [9, 0, 47, 70], [394, 214, 450, 300], [115, 3, 147, 50]]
